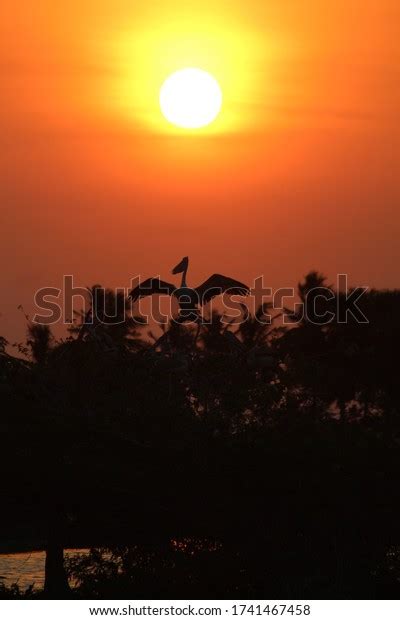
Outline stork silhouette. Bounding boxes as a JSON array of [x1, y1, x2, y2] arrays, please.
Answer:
[[129, 256, 250, 322]]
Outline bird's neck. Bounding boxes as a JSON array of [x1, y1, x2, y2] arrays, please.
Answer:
[[181, 267, 188, 288]]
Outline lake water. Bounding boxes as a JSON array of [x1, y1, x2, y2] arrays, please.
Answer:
[[0, 550, 88, 591]]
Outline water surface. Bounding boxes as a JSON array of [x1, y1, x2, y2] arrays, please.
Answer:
[[0, 550, 88, 590]]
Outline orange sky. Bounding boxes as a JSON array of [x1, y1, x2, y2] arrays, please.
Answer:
[[0, 0, 399, 341]]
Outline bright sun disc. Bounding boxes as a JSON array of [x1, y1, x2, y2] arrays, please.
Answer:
[[159, 68, 222, 129]]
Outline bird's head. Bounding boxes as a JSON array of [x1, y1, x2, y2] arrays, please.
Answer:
[[172, 256, 189, 275]]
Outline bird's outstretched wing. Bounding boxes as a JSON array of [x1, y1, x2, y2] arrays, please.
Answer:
[[196, 274, 250, 306], [129, 278, 175, 302]]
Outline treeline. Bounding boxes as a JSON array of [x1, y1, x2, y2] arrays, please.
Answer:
[[1, 272, 400, 598]]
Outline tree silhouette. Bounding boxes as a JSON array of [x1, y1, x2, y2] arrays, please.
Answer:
[[2, 271, 400, 598]]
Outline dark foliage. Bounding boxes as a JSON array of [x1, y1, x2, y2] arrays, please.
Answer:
[[2, 274, 400, 598]]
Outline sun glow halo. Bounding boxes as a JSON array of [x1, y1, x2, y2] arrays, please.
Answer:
[[107, 9, 279, 134], [159, 68, 222, 129]]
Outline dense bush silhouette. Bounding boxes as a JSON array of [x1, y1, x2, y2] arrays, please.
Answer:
[[1, 274, 400, 598]]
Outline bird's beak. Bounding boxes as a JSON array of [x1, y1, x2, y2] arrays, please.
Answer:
[[172, 256, 189, 274]]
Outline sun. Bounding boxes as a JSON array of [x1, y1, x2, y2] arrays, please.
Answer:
[[159, 68, 223, 130]]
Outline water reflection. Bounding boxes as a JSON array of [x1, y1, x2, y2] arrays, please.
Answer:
[[0, 550, 88, 590]]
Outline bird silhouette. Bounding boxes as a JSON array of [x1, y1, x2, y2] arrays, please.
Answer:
[[129, 256, 250, 322]]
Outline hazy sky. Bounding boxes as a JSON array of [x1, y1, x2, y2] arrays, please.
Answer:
[[0, 1, 399, 341]]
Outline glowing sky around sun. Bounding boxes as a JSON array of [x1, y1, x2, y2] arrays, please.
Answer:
[[0, 0, 399, 343], [104, 3, 279, 135]]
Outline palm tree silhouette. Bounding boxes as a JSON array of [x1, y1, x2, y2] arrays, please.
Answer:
[[73, 285, 146, 351]]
